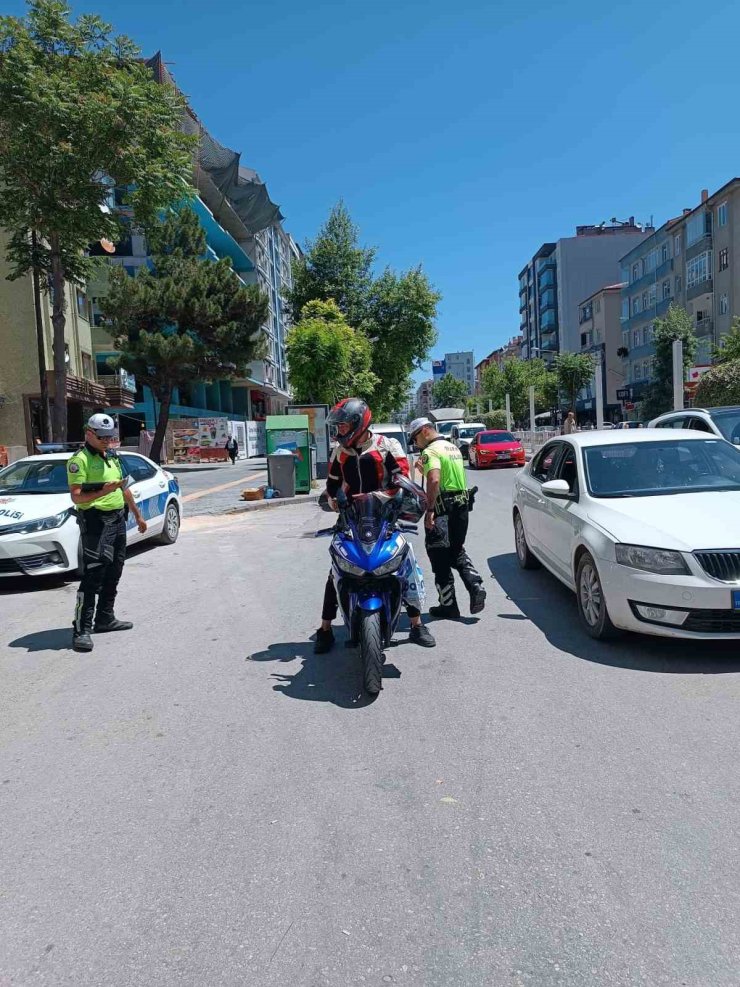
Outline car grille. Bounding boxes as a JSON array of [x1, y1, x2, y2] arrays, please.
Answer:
[[694, 551, 740, 583], [683, 610, 740, 634], [0, 552, 60, 574]]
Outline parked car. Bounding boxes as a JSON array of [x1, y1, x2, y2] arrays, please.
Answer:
[[469, 430, 526, 469], [512, 429, 740, 640], [450, 422, 485, 459], [0, 452, 182, 578], [613, 421, 645, 429], [648, 406, 740, 445], [371, 423, 409, 455]]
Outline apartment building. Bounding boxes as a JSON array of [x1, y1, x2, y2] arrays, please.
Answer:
[[617, 179, 740, 408], [444, 351, 475, 395], [474, 335, 523, 392], [415, 379, 433, 416], [519, 219, 651, 363], [576, 283, 626, 423]]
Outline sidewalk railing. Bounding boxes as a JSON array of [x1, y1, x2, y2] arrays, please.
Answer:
[[514, 429, 559, 452]]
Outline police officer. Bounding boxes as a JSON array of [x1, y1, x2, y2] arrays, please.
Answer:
[[67, 413, 147, 652], [408, 417, 486, 619]]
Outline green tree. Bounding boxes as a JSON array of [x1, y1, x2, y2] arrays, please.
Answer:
[[364, 267, 440, 419], [101, 207, 268, 463], [286, 202, 375, 328], [481, 357, 557, 423], [554, 352, 595, 414], [432, 373, 469, 409], [482, 410, 508, 430], [286, 299, 379, 407], [0, 0, 194, 442], [694, 360, 740, 407], [286, 202, 439, 420], [713, 317, 740, 363], [641, 305, 697, 420]]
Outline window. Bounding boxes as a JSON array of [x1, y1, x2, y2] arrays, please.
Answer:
[[648, 284, 656, 307], [675, 274, 682, 294], [556, 449, 579, 496], [633, 329, 640, 348], [686, 211, 709, 246], [661, 242, 669, 263], [719, 247, 729, 271], [720, 293, 729, 315], [642, 291, 648, 309], [686, 251, 712, 289], [718, 201, 728, 227], [634, 363, 642, 380], [595, 299, 601, 313], [655, 416, 686, 429], [76, 289, 88, 319], [674, 234, 681, 256], [663, 280, 671, 299], [642, 327, 650, 346], [643, 360, 651, 380], [621, 298, 630, 322], [81, 353, 94, 379], [644, 249, 658, 274], [532, 443, 562, 483], [632, 263, 640, 282], [632, 296, 642, 316], [686, 417, 713, 433], [120, 455, 157, 483]]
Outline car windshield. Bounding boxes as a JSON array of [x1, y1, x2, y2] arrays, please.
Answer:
[[710, 408, 740, 445], [480, 432, 516, 444], [459, 426, 484, 439], [0, 460, 70, 495], [437, 422, 456, 435], [584, 439, 740, 498]]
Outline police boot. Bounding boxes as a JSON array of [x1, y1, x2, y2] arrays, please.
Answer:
[[94, 612, 134, 633], [429, 579, 460, 620], [458, 555, 487, 615]]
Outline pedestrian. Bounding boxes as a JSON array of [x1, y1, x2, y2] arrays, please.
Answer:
[[563, 410, 577, 435], [225, 435, 238, 464], [67, 413, 147, 653], [408, 417, 486, 619]]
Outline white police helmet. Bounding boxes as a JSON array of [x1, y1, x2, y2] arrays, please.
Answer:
[[408, 417, 432, 441], [86, 412, 116, 437]]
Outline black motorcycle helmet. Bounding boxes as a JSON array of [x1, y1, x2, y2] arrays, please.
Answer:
[[328, 398, 372, 449]]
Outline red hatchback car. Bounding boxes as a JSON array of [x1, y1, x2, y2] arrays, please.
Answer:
[[468, 430, 526, 469]]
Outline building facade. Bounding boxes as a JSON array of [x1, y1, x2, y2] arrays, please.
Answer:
[[618, 180, 740, 412], [576, 283, 625, 423], [474, 335, 523, 393], [415, 379, 433, 416], [444, 351, 475, 395], [519, 220, 651, 364]]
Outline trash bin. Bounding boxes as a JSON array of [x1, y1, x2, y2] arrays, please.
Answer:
[[267, 448, 296, 498], [265, 415, 311, 494]]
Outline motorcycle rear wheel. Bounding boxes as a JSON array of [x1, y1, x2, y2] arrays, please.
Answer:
[[360, 611, 384, 695]]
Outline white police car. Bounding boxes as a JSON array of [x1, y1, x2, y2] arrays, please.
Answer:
[[0, 451, 183, 578]]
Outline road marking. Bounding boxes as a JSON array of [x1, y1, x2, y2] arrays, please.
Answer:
[[182, 471, 267, 504]]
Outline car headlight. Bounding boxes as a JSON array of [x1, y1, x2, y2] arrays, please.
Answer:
[[0, 509, 72, 536], [615, 544, 689, 575], [374, 552, 405, 576]]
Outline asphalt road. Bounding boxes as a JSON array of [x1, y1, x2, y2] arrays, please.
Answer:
[[2, 464, 740, 986], [171, 457, 268, 515]]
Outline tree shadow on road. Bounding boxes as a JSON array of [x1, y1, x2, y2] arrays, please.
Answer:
[[246, 634, 402, 708], [488, 552, 740, 674]]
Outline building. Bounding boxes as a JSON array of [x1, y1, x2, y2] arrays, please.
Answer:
[[576, 283, 626, 423], [474, 335, 523, 393], [519, 219, 651, 364], [444, 351, 475, 395], [0, 232, 136, 460], [618, 180, 740, 411], [89, 53, 297, 442], [415, 379, 433, 416]]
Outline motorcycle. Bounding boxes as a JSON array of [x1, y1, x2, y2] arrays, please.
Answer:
[[317, 475, 426, 696]]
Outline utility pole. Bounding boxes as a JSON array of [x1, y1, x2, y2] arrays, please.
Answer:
[[594, 359, 604, 430], [528, 385, 536, 431], [505, 393, 512, 432], [672, 339, 684, 411]]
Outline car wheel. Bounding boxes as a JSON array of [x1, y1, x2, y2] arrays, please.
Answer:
[[514, 511, 540, 570], [576, 552, 618, 640], [469, 454, 477, 470], [158, 502, 180, 545]]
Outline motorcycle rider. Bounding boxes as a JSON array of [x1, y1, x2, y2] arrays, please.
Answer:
[[314, 397, 435, 653]]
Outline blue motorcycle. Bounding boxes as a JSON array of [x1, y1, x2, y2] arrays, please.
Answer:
[[317, 476, 426, 696]]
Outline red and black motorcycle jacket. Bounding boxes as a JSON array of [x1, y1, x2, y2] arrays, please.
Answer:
[[326, 434, 410, 498]]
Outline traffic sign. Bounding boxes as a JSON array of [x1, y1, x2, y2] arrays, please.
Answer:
[[616, 387, 631, 401]]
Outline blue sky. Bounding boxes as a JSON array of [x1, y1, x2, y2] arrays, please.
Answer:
[[9, 0, 740, 376]]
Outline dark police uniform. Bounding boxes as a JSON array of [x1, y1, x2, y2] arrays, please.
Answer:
[[67, 445, 128, 635], [421, 437, 485, 612]]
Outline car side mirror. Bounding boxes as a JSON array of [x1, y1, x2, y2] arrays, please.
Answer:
[[542, 479, 574, 499]]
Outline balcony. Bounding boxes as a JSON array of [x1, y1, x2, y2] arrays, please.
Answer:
[[538, 270, 555, 291], [687, 276, 713, 303], [536, 256, 556, 275], [656, 256, 674, 280], [695, 317, 714, 338], [541, 336, 559, 352], [46, 372, 107, 406], [98, 370, 137, 409], [686, 233, 712, 262]]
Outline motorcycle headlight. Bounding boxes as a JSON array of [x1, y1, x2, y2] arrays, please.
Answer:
[[374, 552, 405, 576], [0, 509, 72, 536], [615, 544, 689, 575], [333, 553, 366, 577]]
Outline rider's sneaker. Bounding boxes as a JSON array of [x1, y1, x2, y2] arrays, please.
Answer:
[[429, 603, 461, 620], [409, 624, 436, 647], [469, 584, 487, 615], [314, 627, 335, 654]]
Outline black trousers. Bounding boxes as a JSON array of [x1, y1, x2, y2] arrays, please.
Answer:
[[321, 574, 420, 622], [228, 451, 237, 463], [74, 508, 127, 633], [425, 502, 482, 608]]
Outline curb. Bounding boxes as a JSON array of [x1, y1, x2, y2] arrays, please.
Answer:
[[225, 492, 321, 515]]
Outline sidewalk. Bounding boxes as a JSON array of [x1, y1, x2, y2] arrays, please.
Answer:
[[168, 457, 267, 474]]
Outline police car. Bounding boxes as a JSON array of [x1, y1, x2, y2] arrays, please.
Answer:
[[0, 451, 183, 578]]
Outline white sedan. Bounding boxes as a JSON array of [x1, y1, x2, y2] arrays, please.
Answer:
[[512, 429, 740, 640], [0, 452, 182, 578]]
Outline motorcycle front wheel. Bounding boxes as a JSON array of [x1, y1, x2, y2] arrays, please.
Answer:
[[360, 611, 384, 695]]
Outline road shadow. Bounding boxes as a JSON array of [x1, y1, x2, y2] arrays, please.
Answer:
[[488, 552, 740, 674], [0, 574, 67, 597], [8, 627, 73, 653], [247, 634, 402, 708]]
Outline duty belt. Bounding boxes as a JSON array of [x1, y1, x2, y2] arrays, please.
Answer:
[[437, 490, 468, 512]]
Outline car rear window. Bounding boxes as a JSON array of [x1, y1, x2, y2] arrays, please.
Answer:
[[479, 432, 515, 444]]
